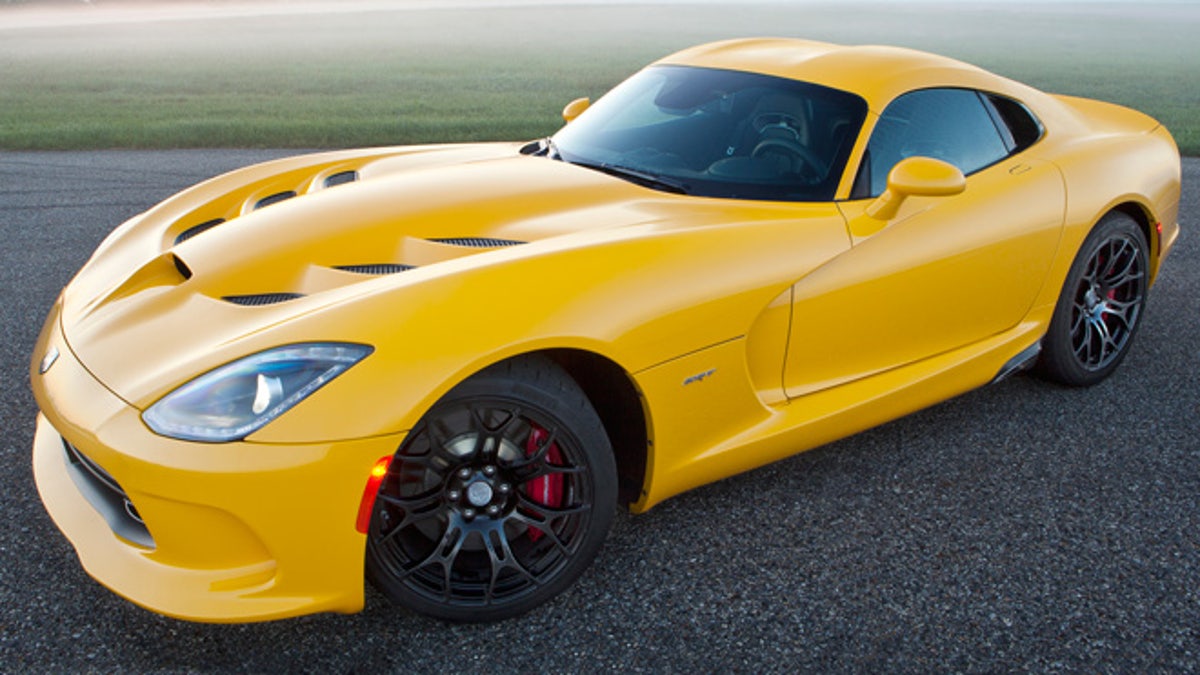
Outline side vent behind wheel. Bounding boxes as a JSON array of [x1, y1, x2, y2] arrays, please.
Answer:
[[427, 237, 526, 248], [334, 264, 414, 275], [223, 293, 304, 306], [174, 218, 225, 245], [254, 191, 297, 210]]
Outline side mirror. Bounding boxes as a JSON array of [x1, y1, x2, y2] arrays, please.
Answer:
[[865, 156, 966, 221], [562, 97, 591, 124]]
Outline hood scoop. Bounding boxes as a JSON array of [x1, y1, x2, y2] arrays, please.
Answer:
[[170, 168, 362, 248], [324, 170, 359, 187], [253, 191, 297, 210], [174, 218, 226, 245]]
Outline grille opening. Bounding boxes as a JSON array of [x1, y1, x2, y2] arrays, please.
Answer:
[[333, 263, 414, 275], [324, 170, 359, 188], [254, 191, 297, 210], [61, 438, 155, 549], [427, 237, 526, 248], [223, 292, 305, 306], [174, 218, 225, 245]]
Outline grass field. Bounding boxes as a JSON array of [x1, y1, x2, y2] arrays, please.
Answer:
[[1, 1, 1197, 153]]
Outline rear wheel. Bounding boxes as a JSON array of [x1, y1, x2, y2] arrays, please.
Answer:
[[366, 357, 616, 622], [1038, 212, 1148, 386]]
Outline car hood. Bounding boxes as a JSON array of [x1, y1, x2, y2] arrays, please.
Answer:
[[58, 143, 847, 409], [58, 145, 662, 399], [58, 143, 853, 418]]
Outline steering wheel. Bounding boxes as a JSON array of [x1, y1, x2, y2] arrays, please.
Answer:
[[750, 136, 828, 178], [752, 112, 805, 138]]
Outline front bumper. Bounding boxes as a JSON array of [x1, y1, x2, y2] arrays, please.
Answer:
[[31, 309, 404, 623]]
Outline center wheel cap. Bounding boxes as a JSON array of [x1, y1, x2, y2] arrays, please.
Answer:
[[466, 481, 494, 507]]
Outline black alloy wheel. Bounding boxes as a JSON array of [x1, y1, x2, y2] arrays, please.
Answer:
[[366, 356, 617, 622], [1038, 211, 1149, 386]]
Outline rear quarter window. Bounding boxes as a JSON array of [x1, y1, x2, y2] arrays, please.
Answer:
[[985, 94, 1044, 153]]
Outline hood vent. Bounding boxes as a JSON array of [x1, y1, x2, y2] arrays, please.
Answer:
[[254, 191, 297, 210], [324, 170, 359, 188], [427, 237, 526, 248], [171, 253, 193, 280], [334, 263, 414, 275], [223, 292, 304, 307], [174, 218, 225, 245]]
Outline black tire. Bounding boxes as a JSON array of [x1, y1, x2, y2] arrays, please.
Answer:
[[1037, 211, 1149, 386], [365, 356, 617, 622]]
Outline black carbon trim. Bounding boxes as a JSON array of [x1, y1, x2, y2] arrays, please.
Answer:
[[222, 292, 305, 306], [427, 237, 526, 248], [333, 263, 415, 275], [61, 439, 155, 549]]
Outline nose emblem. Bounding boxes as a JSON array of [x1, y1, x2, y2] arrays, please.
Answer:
[[39, 346, 60, 374]]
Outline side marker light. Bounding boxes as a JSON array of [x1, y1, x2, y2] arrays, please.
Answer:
[[355, 455, 393, 534]]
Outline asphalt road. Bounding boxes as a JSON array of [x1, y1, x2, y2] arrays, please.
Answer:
[[1, 151, 1197, 673]]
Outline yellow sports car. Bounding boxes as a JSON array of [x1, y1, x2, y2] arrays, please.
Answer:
[[31, 38, 1180, 623]]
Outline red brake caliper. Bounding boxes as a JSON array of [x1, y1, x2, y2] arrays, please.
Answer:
[[524, 425, 564, 542]]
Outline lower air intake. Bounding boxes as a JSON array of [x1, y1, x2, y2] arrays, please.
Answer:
[[62, 438, 155, 549]]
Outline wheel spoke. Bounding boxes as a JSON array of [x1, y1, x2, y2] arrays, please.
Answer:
[[376, 491, 444, 532], [398, 522, 464, 583], [1090, 315, 1116, 354], [1106, 265, 1143, 290], [466, 405, 522, 462], [1081, 256, 1101, 284], [508, 511, 571, 554], [507, 426, 560, 470], [514, 461, 585, 484], [482, 526, 537, 603], [398, 421, 463, 471], [1074, 319, 1096, 364], [1099, 239, 1134, 279], [1069, 303, 1087, 326], [517, 492, 590, 519], [1104, 298, 1139, 325]]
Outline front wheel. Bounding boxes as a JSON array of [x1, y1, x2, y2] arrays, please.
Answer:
[[365, 357, 617, 622], [1037, 212, 1149, 386]]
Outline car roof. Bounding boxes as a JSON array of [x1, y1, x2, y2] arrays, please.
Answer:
[[655, 38, 1023, 112]]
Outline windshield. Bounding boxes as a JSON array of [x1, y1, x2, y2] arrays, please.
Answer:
[[551, 65, 868, 201]]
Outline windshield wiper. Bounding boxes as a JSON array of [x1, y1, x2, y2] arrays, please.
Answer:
[[522, 137, 562, 159], [571, 160, 690, 195]]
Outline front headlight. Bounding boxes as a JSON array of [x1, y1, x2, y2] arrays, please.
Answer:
[[142, 343, 373, 442]]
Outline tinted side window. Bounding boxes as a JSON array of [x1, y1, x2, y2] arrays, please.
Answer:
[[859, 88, 1010, 198], [986, 94, 1043, 153]]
